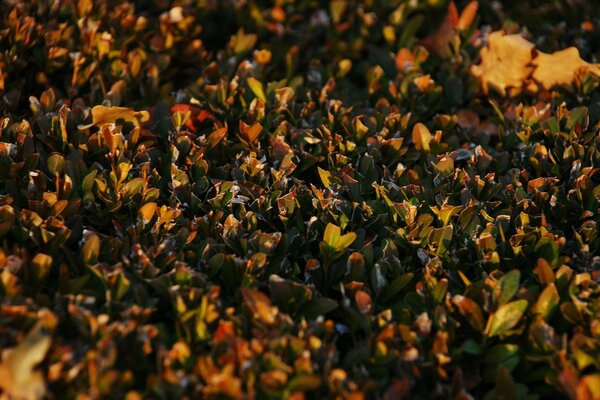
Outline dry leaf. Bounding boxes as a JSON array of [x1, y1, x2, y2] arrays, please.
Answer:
[[0, 322, 51, 400], [91, 105, 150, 127], [532, 47, 600, 90], [470, 31, 535, 96]]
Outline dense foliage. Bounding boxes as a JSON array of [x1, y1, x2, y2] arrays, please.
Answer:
[[0, 0, 599, 399]]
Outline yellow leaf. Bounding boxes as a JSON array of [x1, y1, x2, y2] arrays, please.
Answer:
[[532, 47, 600, 90], [412, 122, 432, 152], [91, 105, 150, 127], [323, 223, 341, 248], [470, 31, 535, 96], [0, 322, 51, 400], [317, 167, 332, 187], [247, 77, 266, 102]]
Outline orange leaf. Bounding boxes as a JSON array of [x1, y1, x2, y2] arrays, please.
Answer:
[[239, 121, 263, 144], [204, 127, 228, 148], [91, 105, 150, 127], [355, 290, 372, 315], [395, 48, 415, 72], [420, 3, 455, 57], [532, 47, 600, 90], [457, 1, 478, 30], [241, 287, 277, 324], [470, 31, 535, 96]]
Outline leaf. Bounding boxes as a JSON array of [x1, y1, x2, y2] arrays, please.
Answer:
[[534, 258, 555, 284], [31, 253, 53, 286], [239, 121, 262, 144], [483, 344, 519, 367], [204, 127, 228, 148], [241, 287, 277, 325], [412, 122, 432, 152], [323, 223, 341, 248], [470, 32, 535, 96], [91, 105, 150, 127], [0, 322, 51, 400], [318, 167, 332, 187], [47, 153, 65, 175], [302, 297, 338, 319], [247, 77, 266, 102], [496, 270, 520, 306], [420, 1, 478, 57], [82, 232, 101, 264], [532, 47, 600, 90], [486, 299, 528, 338], [531, 283, 559, 321], [336, 231, 357, 252], [453, 295, 485, 331], [355, 290, 372, 314], [380, 273, 413, 303], [457, 1, 478, 30], [138, 202, 157, 223]]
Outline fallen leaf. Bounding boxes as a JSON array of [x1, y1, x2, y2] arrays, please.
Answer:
[[532, 47, 600, 90], [91, 105, 150, 127], [470, 31, 535, 96]]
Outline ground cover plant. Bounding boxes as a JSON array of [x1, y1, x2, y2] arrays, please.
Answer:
[[0, 0, 599, 398]]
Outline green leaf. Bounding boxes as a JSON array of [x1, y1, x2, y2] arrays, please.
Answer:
[[47, 153, 65, 175], [302, 297, 338, 320], [486, 299, 528, 338], [531, 283, 559, 320], [380, 273, 413, 303], [496, 270, 520, 306]]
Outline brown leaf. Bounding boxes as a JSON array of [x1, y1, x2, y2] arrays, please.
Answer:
[[470, 32, 535, 96]]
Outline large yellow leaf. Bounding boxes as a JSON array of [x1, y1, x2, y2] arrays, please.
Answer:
[[532, 47, 600, 90], [470, 32, 535, 96], [91, 105, 150, 127], [0, 322, 51, 400]]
